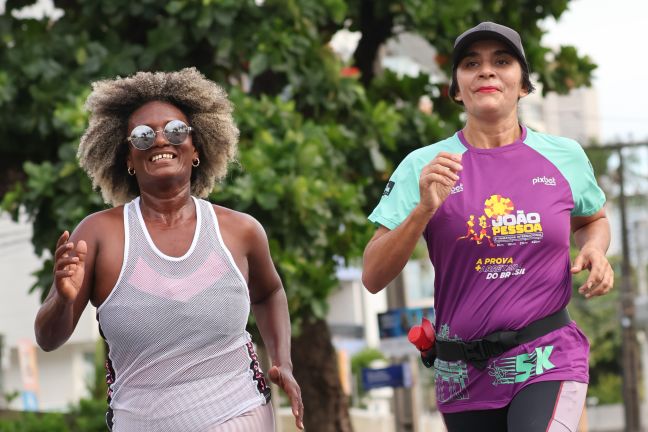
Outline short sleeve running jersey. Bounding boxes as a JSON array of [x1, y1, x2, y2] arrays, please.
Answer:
[[369, 126, 605, 413]]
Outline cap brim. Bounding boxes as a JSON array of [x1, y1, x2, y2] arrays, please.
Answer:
[[453, 30, 526, 69]]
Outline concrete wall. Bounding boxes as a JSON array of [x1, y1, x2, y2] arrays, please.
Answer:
[[327, 270, 388, 350], [3, 342, 96, 411]]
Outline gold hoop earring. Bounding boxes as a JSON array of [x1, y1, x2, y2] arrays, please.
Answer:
[[192, 158, 200, 167], [128, 167, 136, 176]]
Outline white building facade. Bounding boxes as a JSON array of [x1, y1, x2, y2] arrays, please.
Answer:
[[520, 85, 602, 145], [0, 214, 99, 412]]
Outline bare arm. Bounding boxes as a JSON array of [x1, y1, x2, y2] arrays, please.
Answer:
[[570, 207, 613, 298], [362, 152, 462, 293], [246, 217, 303, 430], [35, 220, 96, 351], [362, 207, 434, 293]]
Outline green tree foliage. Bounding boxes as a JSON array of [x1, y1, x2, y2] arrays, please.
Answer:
[[0, 399, 108, 432], [1, 0, 597, 428], [568, 248, 622, 404], [0, 412, 70, 432], [567, 147, 626, 404], [0, 0, 597, 304]]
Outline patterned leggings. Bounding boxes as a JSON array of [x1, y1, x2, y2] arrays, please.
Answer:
[[208, 403, 275, 432]]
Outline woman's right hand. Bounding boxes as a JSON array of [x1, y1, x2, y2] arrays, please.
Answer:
[[418, 152, 463, 215], [54, 231, 87, 304]]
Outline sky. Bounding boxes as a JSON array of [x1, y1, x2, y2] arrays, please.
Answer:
[[542, 0, 648, 143]]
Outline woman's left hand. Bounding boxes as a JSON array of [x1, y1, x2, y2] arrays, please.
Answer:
[[571, 246, 614, 298], [269, 365, 304, 430]]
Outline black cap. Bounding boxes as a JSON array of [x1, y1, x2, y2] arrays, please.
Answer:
[[452, 22, 528, 71]]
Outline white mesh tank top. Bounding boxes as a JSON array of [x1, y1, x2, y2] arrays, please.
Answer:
[[96, 197, 270, 431]]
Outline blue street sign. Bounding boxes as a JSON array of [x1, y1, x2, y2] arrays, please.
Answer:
[[377, 307, 435, 339], [361, 363, 412, 390], [377, 306, 435, 356]]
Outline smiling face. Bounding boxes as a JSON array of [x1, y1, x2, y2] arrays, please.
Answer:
[[454, 39, 528, 120], [126, 100, 198, 191]]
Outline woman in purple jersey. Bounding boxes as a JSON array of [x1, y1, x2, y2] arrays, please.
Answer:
[[363, 22, 613, 432], [34, 69, 303, 431]]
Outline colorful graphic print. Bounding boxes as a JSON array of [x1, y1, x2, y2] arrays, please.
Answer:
[[473, 256, 526, 280], [484, 194, 515, 219], [458, 194, 544, 248], [435, 359, 470, 403], [488, 346, 556, 386], [435, 323, 470, 403]]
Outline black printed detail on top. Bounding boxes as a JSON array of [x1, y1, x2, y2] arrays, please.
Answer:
[[246, 341, 271, 403], [383, 181, 395, 196]]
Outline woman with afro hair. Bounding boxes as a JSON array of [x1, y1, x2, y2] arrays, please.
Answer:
[[34, 68, 303, 431]]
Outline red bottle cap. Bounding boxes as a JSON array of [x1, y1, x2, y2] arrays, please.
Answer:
[[421, 317, 436, 343], [408, 325, 433, 351]]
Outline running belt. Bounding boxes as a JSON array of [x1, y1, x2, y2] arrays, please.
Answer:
[[435, 308, 571, 370]]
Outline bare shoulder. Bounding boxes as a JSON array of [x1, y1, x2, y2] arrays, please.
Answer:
[[212, 205, 279, 294], [72, 206, 125, 240], [78, 206, 123, 228], [212, 205, 267, 242]]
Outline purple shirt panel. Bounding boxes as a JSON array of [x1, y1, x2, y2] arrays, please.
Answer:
[[437, 323, 589, 413], [426, 129, 589, 413]]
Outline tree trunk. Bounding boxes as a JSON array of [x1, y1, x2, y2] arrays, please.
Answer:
[[352, 0, 394, 87], [292, 318, 353, 432]]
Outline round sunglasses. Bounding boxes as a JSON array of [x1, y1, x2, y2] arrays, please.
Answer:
[[127, 120, 193, 150]]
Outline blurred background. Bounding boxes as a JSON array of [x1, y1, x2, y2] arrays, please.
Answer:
[[0, 0, 646, 431]]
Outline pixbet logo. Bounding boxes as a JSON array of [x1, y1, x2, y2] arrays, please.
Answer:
[[532, 176, 556, 186]]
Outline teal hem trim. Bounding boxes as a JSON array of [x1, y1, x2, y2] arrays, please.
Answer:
[[571, 196, 606, 217], [367, 215, 399, 231]]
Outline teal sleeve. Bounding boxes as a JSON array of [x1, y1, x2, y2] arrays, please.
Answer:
[[569, 145, 606, 216], [525, 129, 605, 217], [368, 154, 422, 230], [367, 135, 465, 229]]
